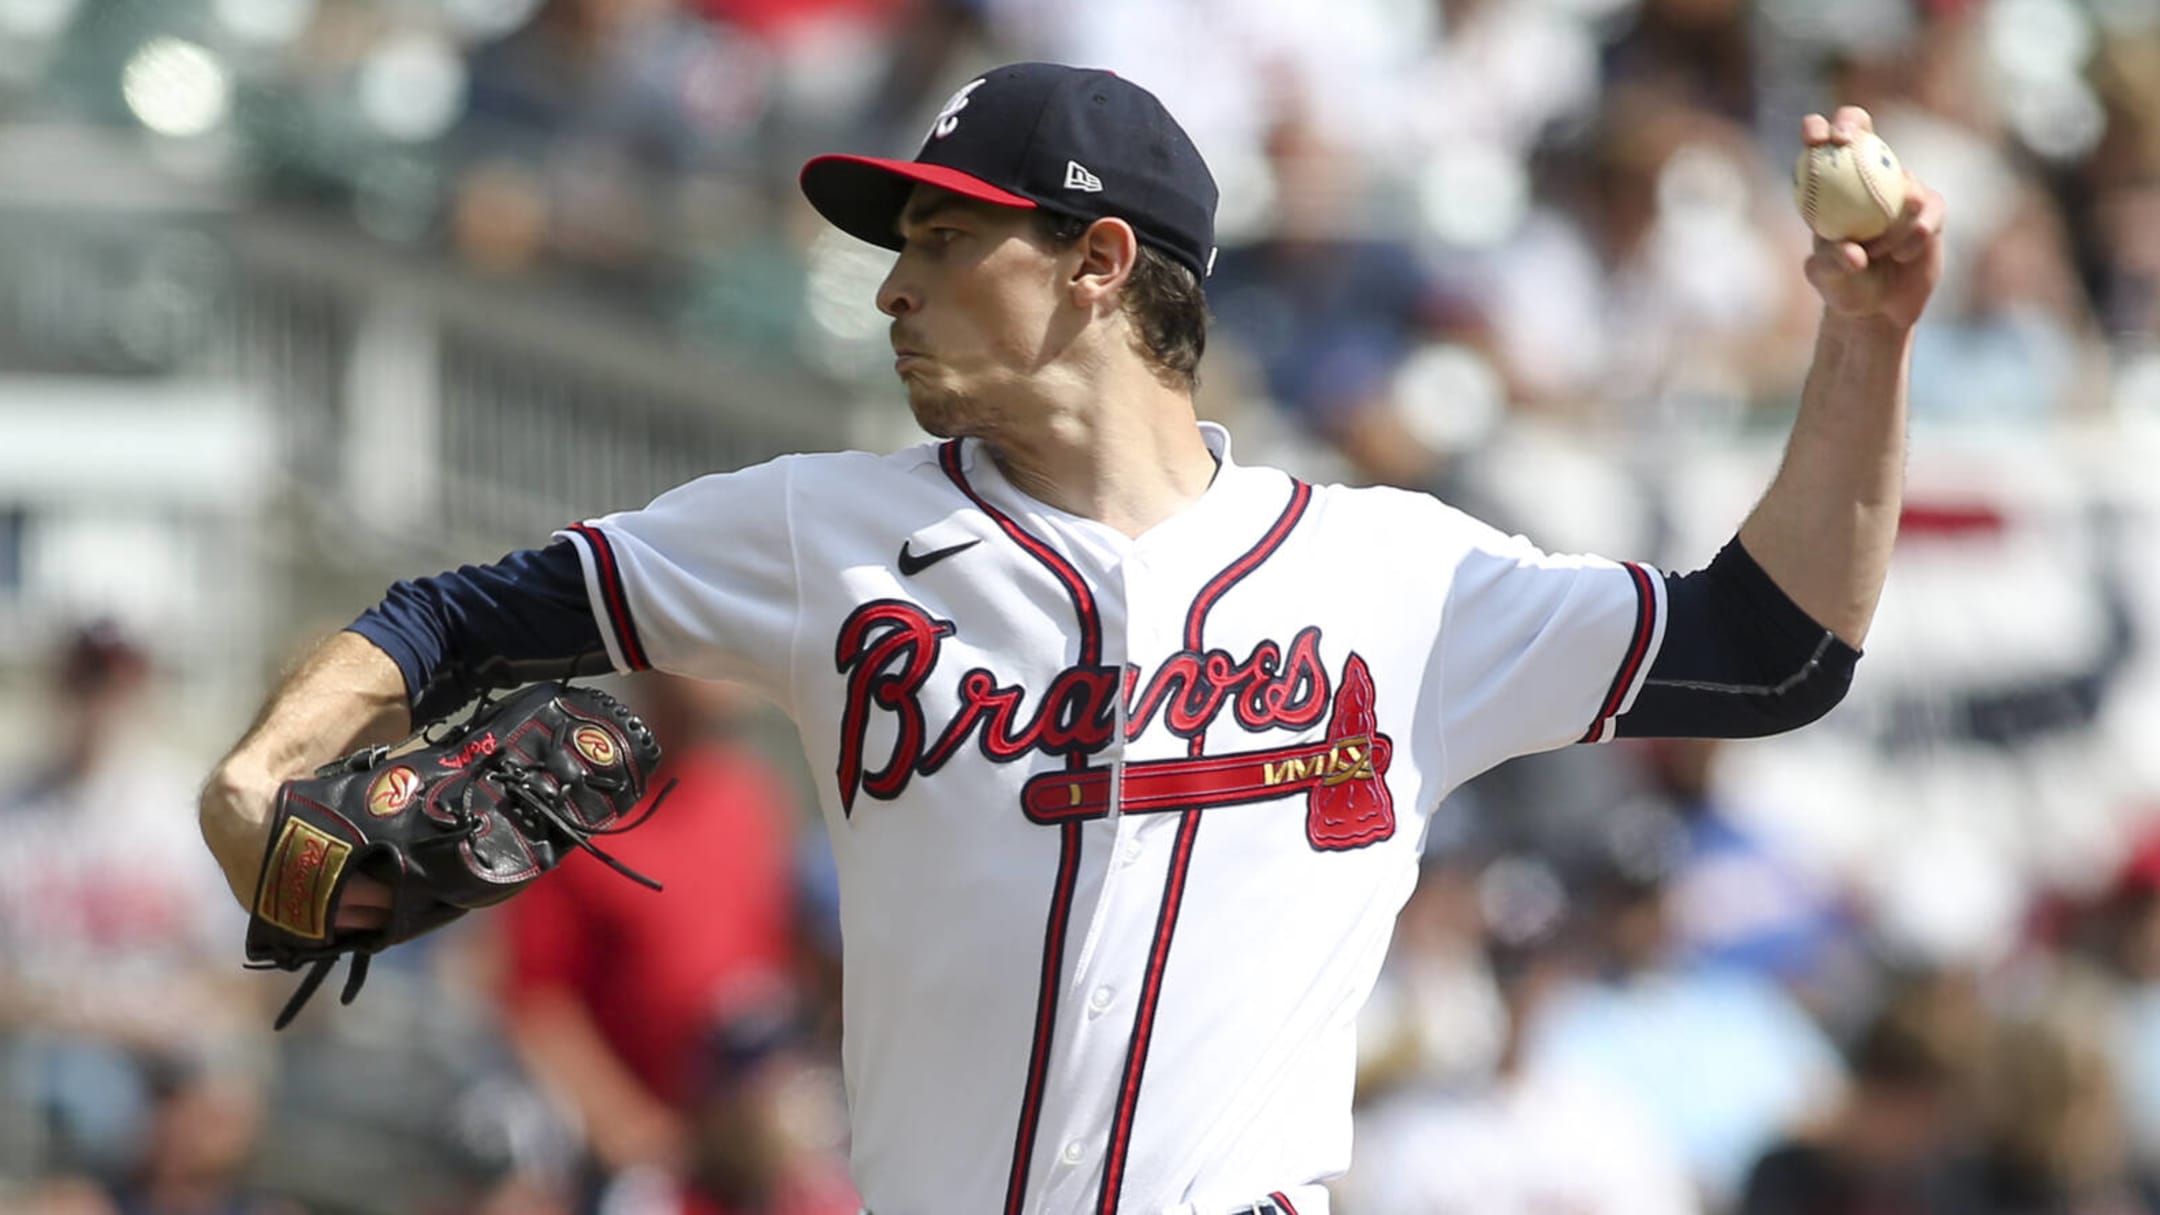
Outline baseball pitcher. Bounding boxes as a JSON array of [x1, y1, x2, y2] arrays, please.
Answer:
[[198, 63, 1945, 1215]]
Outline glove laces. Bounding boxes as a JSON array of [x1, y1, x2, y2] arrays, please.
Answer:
[[257, 953, 371, 1032], [492, 766, 676, 892]]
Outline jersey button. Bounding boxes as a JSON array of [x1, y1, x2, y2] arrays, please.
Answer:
[[1088, 985, 1115, 1013], [1121, 840, 1143, 865], [1060, 1141, 1085, 1166]]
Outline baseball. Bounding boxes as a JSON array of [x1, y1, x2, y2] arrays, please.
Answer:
[[1793, 129, 1908, 243]]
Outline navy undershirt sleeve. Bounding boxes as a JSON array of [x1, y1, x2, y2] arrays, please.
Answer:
[[1615, 539, 1861, 738], [346, 541, 612, 723]]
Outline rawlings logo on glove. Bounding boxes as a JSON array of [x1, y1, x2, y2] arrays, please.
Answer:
[[246, 682, 665, 1029]]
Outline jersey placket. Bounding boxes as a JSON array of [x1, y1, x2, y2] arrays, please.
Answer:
[[1024, 550, 1161, 1215], [1027, 476, 1315, 1215], [924, 437, 1115, 1215]]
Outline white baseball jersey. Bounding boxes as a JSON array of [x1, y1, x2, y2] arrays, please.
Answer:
[[556, 422, 1665, 1215]]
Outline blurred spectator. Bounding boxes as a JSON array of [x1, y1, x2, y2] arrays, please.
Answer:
[[98, 1055, 299, 1215], [849, 0, 1000, 157], [12, 1175, 120, 1215], [1471, 91, 1816, 429], [567, 994, 855, 1215], [1355, 850, 1509, 1099], [1208, 111, 1475, 489], [1906, 179, 2102, 426], [2040, 824, 2160, 1193], [1342, 852, 1701, 1214], [1525, 799, 1843, 1205], [451, 0, 771, 289], [1740, 973, 1993, 1215], [2084, 34, 2160, 339], [1976, 973, 2155, 1214], [0, 621, 258, 1183], [498, 674, 818, 1211], [672, 995, 855, 1215], [1630, 738, 1863, 1012], [1602, 0, 1761, 127], [984, 0, 1429, 177], [1405, 0, 1603, 160]]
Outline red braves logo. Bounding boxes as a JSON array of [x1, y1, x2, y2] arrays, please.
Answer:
[[834, 601, 1392, 849]]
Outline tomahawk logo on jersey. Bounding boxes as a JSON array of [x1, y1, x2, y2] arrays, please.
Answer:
[[555, 424, 1662, 1215]]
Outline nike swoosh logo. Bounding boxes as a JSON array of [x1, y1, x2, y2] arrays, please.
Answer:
[[898, 539, 980, 576]]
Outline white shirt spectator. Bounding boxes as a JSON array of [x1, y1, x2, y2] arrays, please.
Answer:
[[1338, 1067, 1703, 1215], [0, 747, 244, 1035]]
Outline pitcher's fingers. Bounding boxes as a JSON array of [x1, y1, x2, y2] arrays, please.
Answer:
[[1801, 112, 1833, 144], [1869, 182, 1945, 265], [1805, 240, 1869, 296], [332, 875, 394, 931], [334, 905, 391, 932], [1832, 105, 1874, 136], [1812, 239, 1869, 275]]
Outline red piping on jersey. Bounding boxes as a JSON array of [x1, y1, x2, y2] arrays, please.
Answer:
[[568, 523, 650, 671], [1096, 479, 1312, 1215], [1015, 818, 1084, 1199], [1578, 561, 1658, 743], [1271, 1192, 1300, 1214], [1181, 481, 1314, 658], [939, 441, 1101, 670], [938, 440, 1102, 1215]]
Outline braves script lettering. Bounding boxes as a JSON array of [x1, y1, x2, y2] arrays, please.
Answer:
[[835, 603, 1369, 836]]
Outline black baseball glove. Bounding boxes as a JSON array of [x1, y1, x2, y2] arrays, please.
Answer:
[[245, 681, 665, 1029]]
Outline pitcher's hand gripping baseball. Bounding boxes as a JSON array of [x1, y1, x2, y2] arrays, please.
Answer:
[[1797, 106, 1946, 329], [244, 681, 665, 1028]]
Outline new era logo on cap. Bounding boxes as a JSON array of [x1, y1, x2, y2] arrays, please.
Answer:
[[798, 62, 1221, 280]]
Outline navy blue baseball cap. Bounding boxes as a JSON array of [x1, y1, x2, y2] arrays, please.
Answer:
[[800, 63, 1220, 280]]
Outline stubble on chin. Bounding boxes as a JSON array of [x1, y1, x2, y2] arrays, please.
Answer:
[[903, 375, 977, 440]]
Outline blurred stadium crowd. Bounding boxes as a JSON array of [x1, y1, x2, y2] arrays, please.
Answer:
[[3, 0, 2160, 1212]]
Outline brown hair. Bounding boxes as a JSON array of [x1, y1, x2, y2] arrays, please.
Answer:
[[1035, 212, 1209, 390]]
